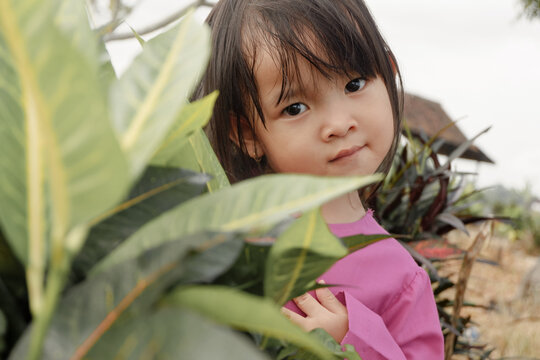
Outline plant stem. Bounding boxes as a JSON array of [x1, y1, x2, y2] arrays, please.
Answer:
[[26, 252, 70, 360]]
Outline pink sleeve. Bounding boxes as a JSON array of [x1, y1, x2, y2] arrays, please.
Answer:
[[340, 269, 444, 359]]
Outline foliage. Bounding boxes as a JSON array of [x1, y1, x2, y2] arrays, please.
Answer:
[[465, 184, 540, 250], [0, 0, 383, 358], [520, 0, 540, 20], [374, 123, 498, 358]]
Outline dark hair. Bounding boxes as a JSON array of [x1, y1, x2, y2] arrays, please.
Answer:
[[194, 0, 403, 202]]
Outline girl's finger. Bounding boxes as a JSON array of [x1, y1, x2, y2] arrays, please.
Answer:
[[315, 285, 347, 315], [281, 307, 309, 329], [292, 292, 325, 316]]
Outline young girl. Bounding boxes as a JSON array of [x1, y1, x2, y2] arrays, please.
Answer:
[[195, 0, 445, 358]]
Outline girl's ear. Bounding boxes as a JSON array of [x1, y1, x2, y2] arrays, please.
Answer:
[[229, 113, 264, 160]]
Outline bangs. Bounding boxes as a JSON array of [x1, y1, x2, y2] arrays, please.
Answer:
[[242, 0, 382, 112]]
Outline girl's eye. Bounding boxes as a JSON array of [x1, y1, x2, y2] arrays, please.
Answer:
[[345, 78, 367, 93], [283, 103, 307, 116]]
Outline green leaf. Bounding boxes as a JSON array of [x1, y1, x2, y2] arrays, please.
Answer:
[[151, 92, 218, 165], [436, 213, 469, 236], [86, 307, 269, 360], [340, 233, 390, 253], [187, 128, 230, 192], [0, 0, 129, 265], [435, 126, 491, 175], [265, 209, 347, 305], [93, 174, 381, 273], [155, 127, 230, 193], [71, 166, 209, 280], [54, 0, 102, 71], [9, 232, 243, 360], [278, 329, 362, 360], [111, 11, 211, 177], [126, 23, 146, 47], [165, 286, 337, 360]]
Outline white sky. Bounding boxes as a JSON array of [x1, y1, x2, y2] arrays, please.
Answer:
[[106, 0, 540, 196]]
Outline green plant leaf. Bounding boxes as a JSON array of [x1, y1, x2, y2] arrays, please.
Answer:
[[85, 307, 269, 360], [9, 231, 244, 360], [265, 209, 347, 305], [155, 127, 230, 192], [151, 92, 219, 166], [0, 0, 129, 265], [93, 174, 382, 273], [278, 328, 362, 360], [111, 11, 211, 178], [164, 285, 337, 360], [71, 166, 209, 280], [341, 233, 390, 253], [436, 213, 469, 236], [435, 126, 491, 175], [54, 0, 102, 71]]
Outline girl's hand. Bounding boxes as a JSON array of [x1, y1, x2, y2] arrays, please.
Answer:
[[281, 283, 349, 343]]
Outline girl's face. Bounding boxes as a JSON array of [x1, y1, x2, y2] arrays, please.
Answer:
[[246, 49, 395, 177]]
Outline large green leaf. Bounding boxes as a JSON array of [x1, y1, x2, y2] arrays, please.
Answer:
[[93, 174, 382, 273], [85, 307, 269, 360], [340, 233, 390, 253], [165, 286, 337, 360], [9, 231, 243, 360], [278, 328, 361, 360], [110, 12, 211, 178], [151, 92, 218, 165], [0, 0, 129, 266], [265, 209, 347, 305], [71, 166, 209, 280], [154, 126, 230, 193]]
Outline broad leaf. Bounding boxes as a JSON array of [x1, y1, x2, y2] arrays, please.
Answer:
[[265, 209, 347, 305], [278, 328, 361, 360], [93, 174, 382, 272], [85, 307, 269, 360], [151, 92, 219, 166], [155, 127, 230, 192], [111, 12, 211, 177], [187, 128, 230, 192], [341, 233, 390, 253], [0, 0, 129, 268], [9, 232, 243, 360], [165, 285, 337, 360], [71, 166, 209, 280]]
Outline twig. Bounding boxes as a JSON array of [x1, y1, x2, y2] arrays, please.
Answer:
[[444, 221, 493, 360], [103, 0, 214, 42]]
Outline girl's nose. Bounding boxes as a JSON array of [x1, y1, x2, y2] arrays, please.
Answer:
[[321, 111, 356, 141]]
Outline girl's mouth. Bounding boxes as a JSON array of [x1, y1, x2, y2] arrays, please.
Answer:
[[330, 145, 364, 162]]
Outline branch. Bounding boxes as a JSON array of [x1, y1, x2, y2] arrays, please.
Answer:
[[103, 0, 214, 42]]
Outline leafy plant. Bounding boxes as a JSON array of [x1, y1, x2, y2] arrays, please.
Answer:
[[0, 0, 383, 358], [373, 123, 499, 358]]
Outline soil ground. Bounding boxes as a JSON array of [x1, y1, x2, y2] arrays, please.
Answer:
[[441, 227, 540, 359]]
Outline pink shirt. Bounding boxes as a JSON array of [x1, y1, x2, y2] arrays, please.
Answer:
[[285, 210, 444, 359]]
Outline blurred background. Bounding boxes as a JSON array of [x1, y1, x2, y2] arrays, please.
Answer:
[[100, 0, 540, 199]]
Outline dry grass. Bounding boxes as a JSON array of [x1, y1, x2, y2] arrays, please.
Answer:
[[441, 226, 540, 359]]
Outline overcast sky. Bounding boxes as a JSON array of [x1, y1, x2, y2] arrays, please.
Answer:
[[106, 0, 540, 196]]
